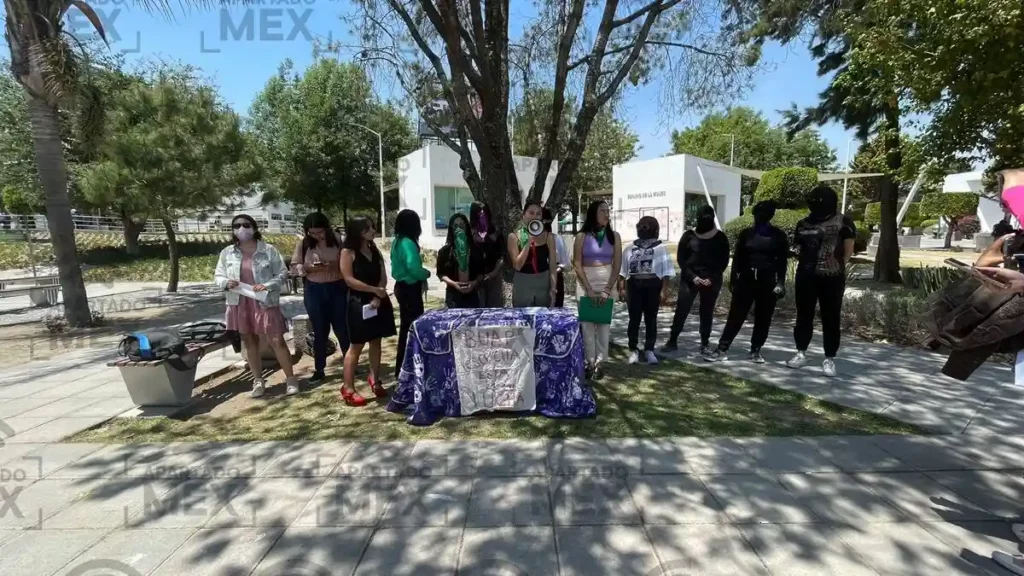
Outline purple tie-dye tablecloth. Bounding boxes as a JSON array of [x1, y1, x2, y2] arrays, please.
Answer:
[[387, 307, 597, 426]]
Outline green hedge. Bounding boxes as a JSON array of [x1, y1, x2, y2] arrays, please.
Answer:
[[853, 222, 871, 253], [920, 218, 939, 230], [864, 203, 881, 228], [723, 209, 809, 250], [866, 202, 924, 230], [921, 193, 979, 219], [753, 167, 818, 208]]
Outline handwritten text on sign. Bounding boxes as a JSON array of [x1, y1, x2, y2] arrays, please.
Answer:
[[453, 325, 537, 416]]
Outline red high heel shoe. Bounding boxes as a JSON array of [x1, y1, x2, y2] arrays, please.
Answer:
[[340, 387, 367, 406], [368, 374, 387, 398]]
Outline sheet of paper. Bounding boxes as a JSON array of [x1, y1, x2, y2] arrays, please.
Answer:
[[230, 282, 268, 303], [362, 304, 378, 320], [1016, 351, 1024, 387]]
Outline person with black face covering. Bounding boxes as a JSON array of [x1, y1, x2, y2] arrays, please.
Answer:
[[705, 201, 789, 364], [618, 216, 674, 364], [787, 185, 856, 377], [663, 205, 730, 355]]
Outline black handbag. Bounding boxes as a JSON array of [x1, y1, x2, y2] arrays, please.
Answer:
[[117, 331, 192, 370]]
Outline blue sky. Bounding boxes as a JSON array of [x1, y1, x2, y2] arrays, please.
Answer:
[[49, 0, 859, 168]]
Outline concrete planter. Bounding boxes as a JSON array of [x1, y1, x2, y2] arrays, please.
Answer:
[[120, 354, 202, 407], [976, 234, 996, 252], [870, 233, 880, 247], [899, 235, 922, 249]]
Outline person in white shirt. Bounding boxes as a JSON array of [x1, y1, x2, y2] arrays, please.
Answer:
[[544, 207, 571, 307], [617, 216, 675, 364]]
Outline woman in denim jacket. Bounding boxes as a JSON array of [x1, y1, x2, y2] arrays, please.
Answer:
[[215, 214, 299, 398]]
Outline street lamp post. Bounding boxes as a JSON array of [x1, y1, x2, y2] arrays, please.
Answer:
[[841, 138, 853, 214], [344, 121, 387, 238]]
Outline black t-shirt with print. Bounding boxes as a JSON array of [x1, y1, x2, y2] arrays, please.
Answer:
[[794, 214, 856, 276]]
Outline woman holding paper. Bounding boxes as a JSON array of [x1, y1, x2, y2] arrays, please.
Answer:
[[437, 213, 485, 308], [339, 216, 396, 406], [391, 209, 431, 379], [572, 200, 621, 380], [215, 214, 300, 398], [508, 200, 558, 307]]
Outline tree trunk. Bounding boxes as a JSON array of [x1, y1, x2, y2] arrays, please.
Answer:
[[123, 215, 142, 255], [944, 218, 955, 249], [873, 106, 903, 284], [163, 217, 180, 293], [23, 92, 91, 326]]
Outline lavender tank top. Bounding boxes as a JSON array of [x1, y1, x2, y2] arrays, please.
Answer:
[[582, 233, 614, 265]]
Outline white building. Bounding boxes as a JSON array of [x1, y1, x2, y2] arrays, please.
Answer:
[[612, 154, 742, 242], [178, 190, 298, 233], [942, 171, 1005, 232], [397, 144, 558, 249]]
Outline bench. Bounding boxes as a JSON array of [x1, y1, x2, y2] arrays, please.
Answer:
[[107, 339, 232, 407], [0, 283, 61, 307]]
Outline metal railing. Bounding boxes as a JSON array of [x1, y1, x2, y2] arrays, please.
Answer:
[[0, 214, 300, 235]]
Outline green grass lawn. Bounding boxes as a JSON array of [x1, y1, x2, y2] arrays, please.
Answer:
[[70, 345, 923, 443]]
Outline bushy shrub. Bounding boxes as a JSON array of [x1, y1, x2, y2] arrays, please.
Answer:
[[902, 265, 966, 294], [864, 203, 881, 228], [921, 193, 979, 221], [920, 219, 939, 231], [902, 203, 925, 230], [841, 288, 930, 346], [723, 209, 809, 251], [753, 167, 819, 208], [853, 223, 871, 253], [957, 215, 980, 238]]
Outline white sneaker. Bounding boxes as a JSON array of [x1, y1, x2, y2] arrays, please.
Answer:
[[822, 358, 837, 377], [993, 551, 1024, 576], [250, 380, 266, 398], [645, 351, 658, 365], [628, 350, 640, 365], [786, 351, 807, 368], [749, 350, 765, 364], [286, 379, 300, 396]]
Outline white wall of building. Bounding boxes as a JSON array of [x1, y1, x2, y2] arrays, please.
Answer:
[[612, 154, 741, 242], [942, 170, 1006, 232], [398, 144, 559, 248]]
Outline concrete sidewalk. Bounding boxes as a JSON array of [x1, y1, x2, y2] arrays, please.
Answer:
[[1, 435, 1023, 575], [610, 309, 1020, 435]]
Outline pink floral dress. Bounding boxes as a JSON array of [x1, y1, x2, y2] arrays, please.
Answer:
[[225, 253, 288, 335]]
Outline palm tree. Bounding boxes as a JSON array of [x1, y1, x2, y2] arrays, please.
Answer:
[[3, 1, 126, 325]]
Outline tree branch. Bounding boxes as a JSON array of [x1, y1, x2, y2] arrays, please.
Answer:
[[610, 0, 663, 28]]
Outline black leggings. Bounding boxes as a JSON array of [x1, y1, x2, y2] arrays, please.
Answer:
[[718, 270, 778, 352], [670, 274, 723, 345], [794, 272, 845, 357], [555, 271, 565, 307], [627, 277, 662, 351], [394, 281, 424, 379]]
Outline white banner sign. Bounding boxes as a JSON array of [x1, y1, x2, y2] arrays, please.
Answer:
[[452, 325, 537, 415]]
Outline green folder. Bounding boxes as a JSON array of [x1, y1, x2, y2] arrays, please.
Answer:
[[578, 296, 614, 324]]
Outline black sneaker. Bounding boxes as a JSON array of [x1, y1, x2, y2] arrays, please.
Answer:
[[584, 364, 594, 380], [661, 340, 679, 352], [698, 344, 711, 357], [309, 371, 326, 385], [749, 349, 765, 364], [704, 349, 727, 362], [592, 364, 605, 381]]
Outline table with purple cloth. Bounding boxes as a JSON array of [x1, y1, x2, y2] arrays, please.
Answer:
[[387, 307, 597, 426]]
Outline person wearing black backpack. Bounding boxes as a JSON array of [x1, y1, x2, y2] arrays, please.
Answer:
[[292, 212, 350, 386]]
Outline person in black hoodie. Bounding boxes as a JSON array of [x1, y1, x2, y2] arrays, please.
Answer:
[[663, 205, 731, 355], [786, 185, 856, 377], [705, 201, 789, 363]]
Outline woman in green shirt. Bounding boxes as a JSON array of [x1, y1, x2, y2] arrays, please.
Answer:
[[390, 209, 431, 379]]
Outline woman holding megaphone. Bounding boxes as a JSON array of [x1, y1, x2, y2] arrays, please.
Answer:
[[508, 200, 558, 307]]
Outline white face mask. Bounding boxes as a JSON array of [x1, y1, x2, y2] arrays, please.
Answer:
[[234, 227, 254, 242]]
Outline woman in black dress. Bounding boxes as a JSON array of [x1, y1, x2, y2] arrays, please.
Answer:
[[339, 216, 397, 406], [437, 213, 485, 308], [470, 201, 504, 307]]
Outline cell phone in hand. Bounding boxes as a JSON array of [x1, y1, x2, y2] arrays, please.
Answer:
[[945, 258, 1011, 289]]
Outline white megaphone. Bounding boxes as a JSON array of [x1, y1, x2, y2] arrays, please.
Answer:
[[527, 219, 544, 236]]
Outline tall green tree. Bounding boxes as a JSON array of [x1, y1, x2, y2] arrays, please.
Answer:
[[79, 64, 258, 292], [670, 106, 836, 206], [249, 58, 416, 225]]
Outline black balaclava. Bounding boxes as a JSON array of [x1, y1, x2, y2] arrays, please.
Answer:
[[807, 185, 839, 222], [694, 206, 716, 234], [752, 200, 776, 234]]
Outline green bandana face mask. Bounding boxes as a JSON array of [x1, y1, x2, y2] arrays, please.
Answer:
[[594, 228, 607, 246], [454, 227, 469, 271], [517, 225, 530, 249]]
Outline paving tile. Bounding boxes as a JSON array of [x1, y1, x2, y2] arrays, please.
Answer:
[[0, 529, 107, 576], [700, 473, 819, 524], [0, 442, 46, 467], [72, 397, 136, 418], [64, 528, 197, 575], [150, 527, 285, 576], [381, 476, 473, 527], [4, 417, 109, 443], [0, 477, 103, 529], [0, 397, 57, 419], [626, 474, 727, 525], [854, 472, 999, 522], [739, 523, 876, 575], [128, 478, 252, 528], [1, 417, 52, 438], [833, 522, 992, 575], [666, 437, 761, 474], [551, 476, 641, 526], [466, 477, 552, 526], [48, 444, 164, 480], [122, 442, 227, 479], [924, 470, 1024, 520], [474, 439, 549, 476], [647, 524, 769, 575], [606, 438, 693, 475], [254, 526, 372, 575], [353, 527, 461, 576], [931, 435, 1024, 470], [918, 520, 1024, 575], [207, 476, 327, 527], [460, 526, 558, 575], [335, 441, 416, 477], [13, 398, 96, 419], [735, 437, 839, 473], [777, 472, 907, 524], [410, 439, 480, 476], [872, 436, 986, 471], [294, 476, 399, 527], [802, 436, 915, 472], [43, 477, 181, 529], [556, 525, 661, 576], [259, 441, 352, 477], [191, 441, 291, 478], [548, 438, 620, 476], [11, 443, 106, 480], [31, 378, 113, 398]]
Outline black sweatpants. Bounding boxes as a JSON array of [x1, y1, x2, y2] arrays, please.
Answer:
[[627, 277, 662, 351], [793, 272, 845, 357], [394, 281, 424, 379], [670, 274, 723, 346], [555, 271, 565, 307], [717, 270, 778, 353]]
